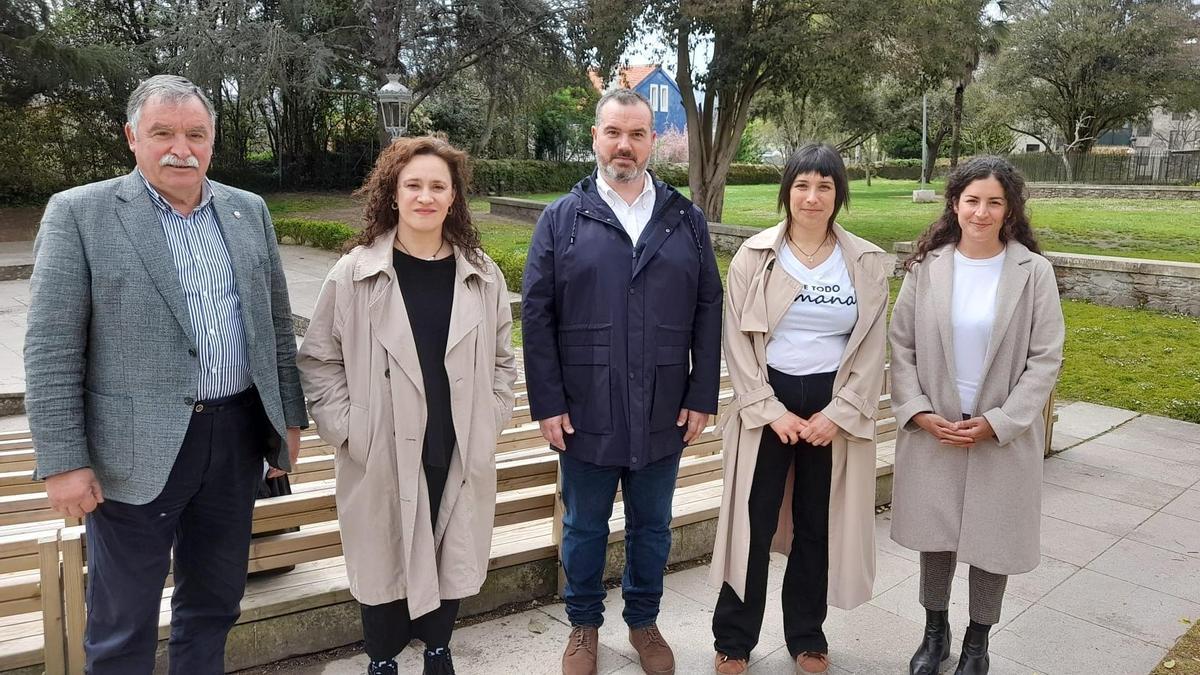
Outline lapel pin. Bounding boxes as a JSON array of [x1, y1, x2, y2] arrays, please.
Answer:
[[233, 210, 242, 219]]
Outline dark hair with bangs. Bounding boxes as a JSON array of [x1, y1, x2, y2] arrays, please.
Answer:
[[777, 143, 850, 230]]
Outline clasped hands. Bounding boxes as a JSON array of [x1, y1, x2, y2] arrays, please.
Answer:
[[913, 412, 994, 448], [769, 411, 839, 447]]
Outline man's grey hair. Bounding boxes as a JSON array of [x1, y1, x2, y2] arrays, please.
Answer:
[[594, 88, 653, 126], [126, 75, 217, 136]]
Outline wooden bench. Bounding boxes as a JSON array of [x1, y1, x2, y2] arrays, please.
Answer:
[[16, 367, 1056, 673]]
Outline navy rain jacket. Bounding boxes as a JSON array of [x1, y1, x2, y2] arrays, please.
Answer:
[[521, 171, 723, 469]]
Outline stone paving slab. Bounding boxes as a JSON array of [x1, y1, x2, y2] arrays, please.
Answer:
[[1058, 439, 1200, 488], [0, 279, 30, 395], [1041, 456, 1186, 510], [1052, 401, 1140, 442], [0, 240, 33, 267]]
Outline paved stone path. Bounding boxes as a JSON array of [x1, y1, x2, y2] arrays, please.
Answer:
[[261, 402, 1200, 675]]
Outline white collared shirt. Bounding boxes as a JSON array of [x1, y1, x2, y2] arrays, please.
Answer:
[[595, 171, 656, 245]]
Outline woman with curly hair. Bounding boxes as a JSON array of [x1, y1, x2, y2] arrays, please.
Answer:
[[889, 156, 1064, 675], [297, 136, 517, 675]]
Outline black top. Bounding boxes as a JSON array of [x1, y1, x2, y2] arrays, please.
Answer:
[[393, 249, 457, 468]]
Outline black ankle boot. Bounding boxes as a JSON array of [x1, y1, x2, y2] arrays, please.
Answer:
[[367, 659, 398, 675], [909, 609, 951, 675], [953, 622, 990, 675], [424, 647, 456, 675]]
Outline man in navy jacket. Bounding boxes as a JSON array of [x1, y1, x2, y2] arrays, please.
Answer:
[[522, 89, 722, 675]]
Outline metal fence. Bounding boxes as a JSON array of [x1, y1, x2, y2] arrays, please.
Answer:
[[1006, 150, 1200, 185]]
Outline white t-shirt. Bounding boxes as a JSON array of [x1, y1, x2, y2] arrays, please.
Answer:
[[766, 243, 858, 376], [595, 172, 655, 245], [952, 248, 1006, 415]]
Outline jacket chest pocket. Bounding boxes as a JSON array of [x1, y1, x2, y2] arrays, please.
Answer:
[[649, 325, 691, 432], [558, 324, 612, 434]]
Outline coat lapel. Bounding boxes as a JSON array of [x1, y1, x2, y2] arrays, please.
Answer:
[[736, 224, 801, 335], [356, 233, 425, 398], [976, 241, 1033, 392], [927, 246, 960, 399], [210, 184, 259, 347], [834, 226, 887, 372], [445, 250, 486, 355], [114, 172, 195, 343]]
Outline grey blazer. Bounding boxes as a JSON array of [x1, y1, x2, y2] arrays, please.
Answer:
[[25, 171, 308, 504]]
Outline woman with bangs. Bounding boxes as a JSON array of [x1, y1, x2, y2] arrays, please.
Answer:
[[298, 136, 517, 675], [710, 143, 889, 674], [889, 156, 1064, 675]]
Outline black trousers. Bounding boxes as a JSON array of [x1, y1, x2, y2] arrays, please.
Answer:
[[713, 368, 835, 660], [84, 387, 268, 675], [360, 462, 461, 661]]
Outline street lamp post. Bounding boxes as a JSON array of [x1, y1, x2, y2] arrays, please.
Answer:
[[377, 74, 413, 142]]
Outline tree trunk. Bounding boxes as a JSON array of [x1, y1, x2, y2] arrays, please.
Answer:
[[474, 89, 500, 157], [950, 82, 965, 167], [1060, 152, 1074, 183], [677, 26, 758, 223], [924, 130, 949, 184]]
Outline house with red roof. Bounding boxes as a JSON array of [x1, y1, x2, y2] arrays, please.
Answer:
[[588, 64, 687, 136]]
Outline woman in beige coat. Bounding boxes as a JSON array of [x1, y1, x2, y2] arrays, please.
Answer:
[[889, 156, 1064, 675], [710, 144, 889, 675], [297, 137, 517, 675]]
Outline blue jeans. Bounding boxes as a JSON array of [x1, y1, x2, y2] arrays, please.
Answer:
[[559, 451, 681, 629]]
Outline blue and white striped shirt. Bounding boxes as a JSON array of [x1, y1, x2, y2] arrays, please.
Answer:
[[139, 172, 253, 401]]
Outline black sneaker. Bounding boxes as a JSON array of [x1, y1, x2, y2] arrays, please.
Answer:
[[367, 659, 398, 675], [424, 647, 456, 675]]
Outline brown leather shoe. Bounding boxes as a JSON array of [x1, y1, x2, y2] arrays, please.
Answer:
[[629, 624, 675, 674], [714, 651, 748, 674], [796, 651, 829, 674], [562, 625, 599, 675]]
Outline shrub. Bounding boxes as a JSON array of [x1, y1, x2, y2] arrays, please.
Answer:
[[471, 160, 593, 194], [484, 246, 526, 293], [650, 163, 782, 188], [273, 218, 356, 251]]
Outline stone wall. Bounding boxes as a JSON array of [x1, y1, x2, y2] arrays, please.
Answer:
[[487, 198, 1200, 317], [487, 196, 550, 223], [1027, 184, 1200, 200], [894, 241, 1200, 317]]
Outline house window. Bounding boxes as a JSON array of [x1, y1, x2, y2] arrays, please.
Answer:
[[1171, 111, 1189, 122], [649, 85, 660, 114], [1025, 143, 1041, 152], [658, 86, 669, 112], [1134, 122, 1152, 137], [1169, 131, 1183, 149]]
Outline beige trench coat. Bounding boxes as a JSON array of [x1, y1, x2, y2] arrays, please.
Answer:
[[888, 241, 1064, 575], [710, 222, 889, 609], [296, 230, 517, 616]]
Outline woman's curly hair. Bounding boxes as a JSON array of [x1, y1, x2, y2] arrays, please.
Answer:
[[905, 155, 1041, 270], [347, 135, 483, 265]]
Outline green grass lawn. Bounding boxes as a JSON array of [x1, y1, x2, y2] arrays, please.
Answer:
[[265, 190, 1200, 423], [1058, 301, 1200, 423], [514, 179, 1200, 263]]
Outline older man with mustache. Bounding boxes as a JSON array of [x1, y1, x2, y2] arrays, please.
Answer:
[[25, 74, 306, 674], [522, 88, 723, 675]]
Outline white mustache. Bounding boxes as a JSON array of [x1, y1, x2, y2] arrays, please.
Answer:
[[160, 154, 200, 168]]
